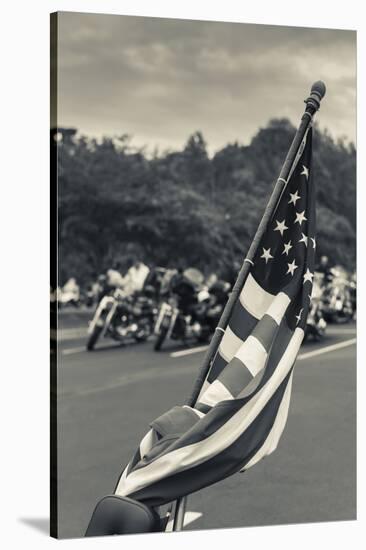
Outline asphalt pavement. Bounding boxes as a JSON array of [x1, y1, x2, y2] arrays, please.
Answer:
[[55, 310, 356, 539]]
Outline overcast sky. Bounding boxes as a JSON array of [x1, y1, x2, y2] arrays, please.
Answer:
[[56, 12, 356, 155]]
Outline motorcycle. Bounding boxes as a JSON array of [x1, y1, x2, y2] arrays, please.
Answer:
[[349, 274, 357, 320], [305, 273, 327, 341], [86, 288, 155, 351], [57, 278, 81, 308], [153, 269, 229, 351], [322, 269, 354, 324]]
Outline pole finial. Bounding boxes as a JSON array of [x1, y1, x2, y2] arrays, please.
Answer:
[[311, 81, 326, 101], [304, 81, 326, 116]]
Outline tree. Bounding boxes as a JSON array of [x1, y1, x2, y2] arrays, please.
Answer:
[[56, 120, 356, 286]]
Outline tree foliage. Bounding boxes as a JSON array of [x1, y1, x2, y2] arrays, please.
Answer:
[[55, 120, 356, 285]]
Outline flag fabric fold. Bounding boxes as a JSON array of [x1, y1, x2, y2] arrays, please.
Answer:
[[114, 128, 316, 507]]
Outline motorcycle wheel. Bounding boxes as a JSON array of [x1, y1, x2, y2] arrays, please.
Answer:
[[86, 325, 103, 351], [333, 310, 353, 324], [154, 325, 169, 351]]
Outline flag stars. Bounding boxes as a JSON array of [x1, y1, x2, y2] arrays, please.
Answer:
[[274, 219, 288, 236], [299, 233, 308, 247], [260, 247, 273, 264], [303, 268, 314, 284], [294, 210, 307, 226], [286, 259, 298, 276], [301, 165, 309, 180], [282, 240, 293, 256], [296, 308, 304, 325], [288, 190, 301, 206], [310, 237, 316, 249]]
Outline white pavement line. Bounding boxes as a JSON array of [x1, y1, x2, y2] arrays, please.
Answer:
[[298, 338, 356, 361], [171, 345, 209, 358], [57, 328, 87, 341], [328, 329, 357, 335], [61, 346, 86, 356]]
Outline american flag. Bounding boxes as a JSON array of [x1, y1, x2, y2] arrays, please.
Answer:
[[114, 128, 316, 507]]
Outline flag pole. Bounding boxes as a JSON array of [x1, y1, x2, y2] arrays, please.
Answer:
[[171, 81, 326, 532]]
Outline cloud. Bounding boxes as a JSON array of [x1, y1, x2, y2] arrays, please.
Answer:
[[56, 12, 356, 154]]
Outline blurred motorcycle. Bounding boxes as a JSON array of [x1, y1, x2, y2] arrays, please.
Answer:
[[153, 268, 229, 351], [322, 268, 354, 324], [86, 288, 155, 351], [305, 272, 327, 341], [57, 278, 80, 308], [349, 272, 357, 320]]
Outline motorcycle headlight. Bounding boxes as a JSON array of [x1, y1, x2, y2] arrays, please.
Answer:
[[191, 322, 201, 335]]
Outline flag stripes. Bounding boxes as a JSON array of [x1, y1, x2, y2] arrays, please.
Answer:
[[116, 327, 303, 505], [196, 283, 293, 412], [196, 290, 295, 413], [228, 300, 258, 341], [234, 334, 268, 375], [218, 358, 254, 398], [241, 370, 294, 470], [219, 326, 243, 363], [240, 273, 275, 319], [198, 380, 234, 409], [130, 370, 294, 507]]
